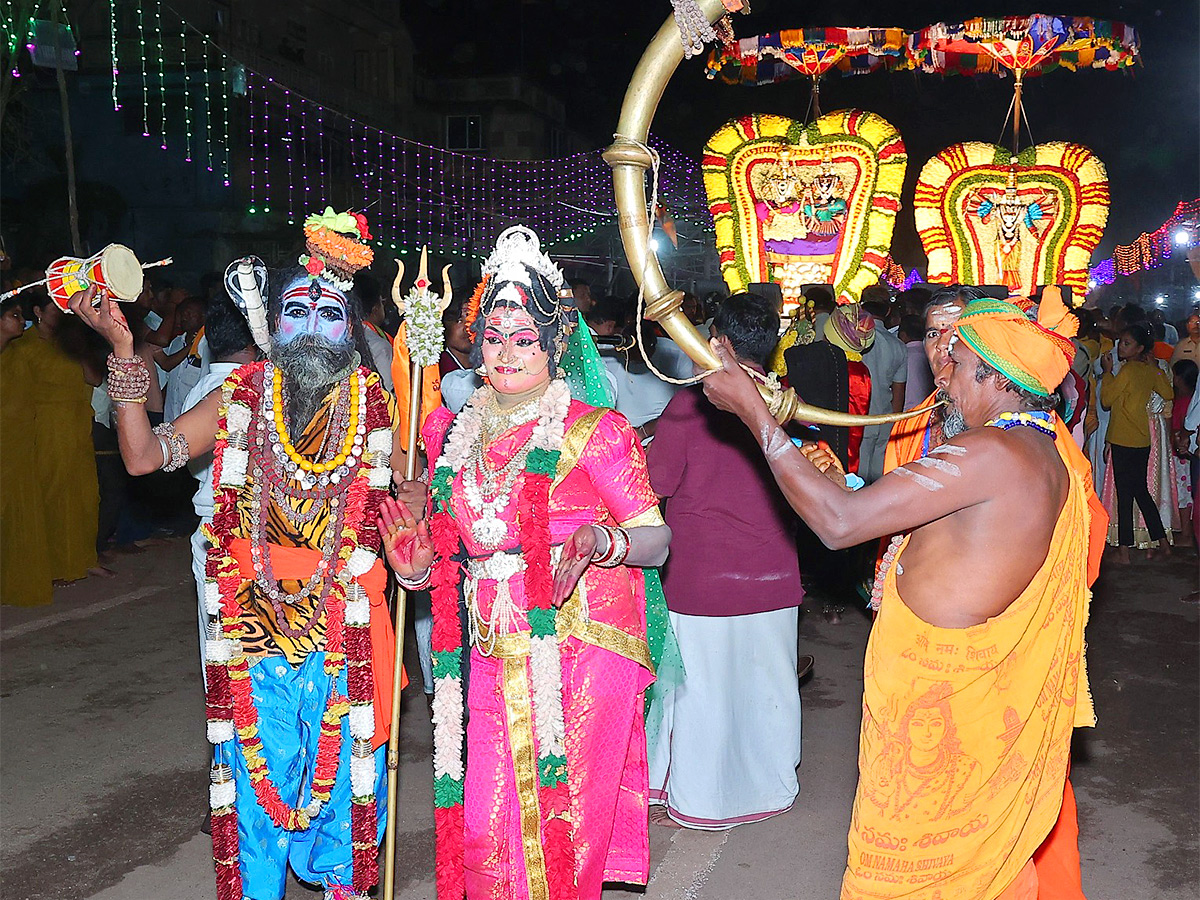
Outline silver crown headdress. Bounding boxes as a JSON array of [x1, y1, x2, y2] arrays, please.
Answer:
[[478, 225, 574, 360], [481, 225, 565, 291]]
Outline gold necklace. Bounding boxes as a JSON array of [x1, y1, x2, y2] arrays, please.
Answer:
[[479, 392, 541, 450]]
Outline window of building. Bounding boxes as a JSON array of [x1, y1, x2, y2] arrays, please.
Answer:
[[280, 19, 307, 65], [446, 115, 483, 151]]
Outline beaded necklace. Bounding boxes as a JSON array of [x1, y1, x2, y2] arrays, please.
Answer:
[[248, 364, 363, 623], [983, 410, 1056, 438]]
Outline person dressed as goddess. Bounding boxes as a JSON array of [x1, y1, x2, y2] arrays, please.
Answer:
[[380, 225, 673, 900]]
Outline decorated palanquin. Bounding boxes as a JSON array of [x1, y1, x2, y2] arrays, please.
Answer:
[[914, 141, 1109, 299], [703, 110, 906, 313], [704, 27, 911, 87]]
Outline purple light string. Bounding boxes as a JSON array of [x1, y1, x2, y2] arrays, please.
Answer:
[[248, 71, 257, 210], [155, 68, 708, 252], [262, 79, 272, 212], [300, 98, 310, 214], [285, 89, 295, 223]]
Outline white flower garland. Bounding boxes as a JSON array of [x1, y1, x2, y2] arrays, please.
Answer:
[[401, 285, 447, 369], [435, 378, 572, 776], [431, 676, 465, 782], [219, 400, 253, 488]]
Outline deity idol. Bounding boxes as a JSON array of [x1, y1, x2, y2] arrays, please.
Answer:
[[70, 209, 399, 900], [380, 225, 673, 900], [756, 147, 849, 292], [966, 168, 1059, 292]]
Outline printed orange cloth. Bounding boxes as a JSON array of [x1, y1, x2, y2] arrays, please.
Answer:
[[882, 400, 1096, 900], [841, 435, 1095, 900], [229, 538, 403, 750], [391, 323, 443, 456]]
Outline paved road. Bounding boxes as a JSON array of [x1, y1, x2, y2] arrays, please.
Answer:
[[1, 538, 1196, 900]]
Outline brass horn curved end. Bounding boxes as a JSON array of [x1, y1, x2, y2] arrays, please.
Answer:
[[607, 0, 931, 429], [761, 376, 944, 427]]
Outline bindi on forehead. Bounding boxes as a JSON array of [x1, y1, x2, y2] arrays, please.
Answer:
[[486, 307, 536, 333]]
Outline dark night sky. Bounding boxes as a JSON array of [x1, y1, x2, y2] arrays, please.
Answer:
[[406, 1, 1200, 268]]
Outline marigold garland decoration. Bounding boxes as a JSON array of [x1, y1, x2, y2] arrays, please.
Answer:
[[463, 273, 491, 330], [914, 141, 1109, 299], [299, 207, 375, 290], [204, 361, 391, 900], [702, 110, 906, 313]]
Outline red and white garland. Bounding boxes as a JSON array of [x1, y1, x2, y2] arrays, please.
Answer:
[[203, 361, 391, 900], [429, 379, 577, 899]]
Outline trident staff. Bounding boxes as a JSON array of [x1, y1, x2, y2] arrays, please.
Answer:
[[380, 248, 452, 900]]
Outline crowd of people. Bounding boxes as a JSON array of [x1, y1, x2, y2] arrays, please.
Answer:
[[1, 221, 1198, 900]]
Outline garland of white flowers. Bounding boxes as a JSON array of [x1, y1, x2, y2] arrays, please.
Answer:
[[440, 378, 570, 758], [429, 378, 574, 895], [400, 285, 446, 369]]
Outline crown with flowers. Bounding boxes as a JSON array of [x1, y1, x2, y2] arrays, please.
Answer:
[[298, 207, 375, 291]]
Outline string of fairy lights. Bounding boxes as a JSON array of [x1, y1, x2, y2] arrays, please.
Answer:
[[1088, 199, 1200, 289], [110, 0, 231, 185], [102, 0, 708, 258]]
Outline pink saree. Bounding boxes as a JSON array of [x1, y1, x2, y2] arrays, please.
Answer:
[[425, 400, 661, 900]]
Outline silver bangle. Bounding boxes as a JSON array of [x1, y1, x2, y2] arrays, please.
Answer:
[[152, 422, 190, 472], [396, 568, 432, 591]]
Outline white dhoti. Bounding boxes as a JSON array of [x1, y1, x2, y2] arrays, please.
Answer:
[[191, 523, 211, 689], [648, 607, 801, 829]]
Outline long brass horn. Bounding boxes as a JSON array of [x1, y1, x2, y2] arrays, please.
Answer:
[[602, 0, 938, 428]]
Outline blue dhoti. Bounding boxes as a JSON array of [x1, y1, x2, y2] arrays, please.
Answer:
[[214, 652, 387, 900]]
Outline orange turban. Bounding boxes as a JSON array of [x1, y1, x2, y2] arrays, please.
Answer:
[[954, 287, 1078, 397]]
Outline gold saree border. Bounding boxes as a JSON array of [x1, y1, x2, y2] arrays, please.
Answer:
[[552, 408, 607, 491], [502, 655, 550, 900], [485, 589, 654, 672]]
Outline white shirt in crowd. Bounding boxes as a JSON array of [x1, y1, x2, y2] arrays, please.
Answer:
[[164, 335, 210, 422], [863, 319, 908, 415], [651, 336, 697, 382], [601, 352, 679, 428], [363, 326, 394, 393], [1186, 387, 1200, 456]]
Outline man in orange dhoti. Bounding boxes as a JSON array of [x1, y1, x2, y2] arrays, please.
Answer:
[[701, 291, 1106, 899], [882, 289, 1106, 899]]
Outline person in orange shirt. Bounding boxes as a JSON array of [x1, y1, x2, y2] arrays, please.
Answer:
[[701, 292, 1105, 900], [883, 285, 985, 477]]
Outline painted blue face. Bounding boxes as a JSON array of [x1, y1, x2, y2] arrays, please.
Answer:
[[276, 278, 350, 345]]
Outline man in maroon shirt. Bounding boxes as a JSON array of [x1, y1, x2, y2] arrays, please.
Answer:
[[646, 292, 808, 830]]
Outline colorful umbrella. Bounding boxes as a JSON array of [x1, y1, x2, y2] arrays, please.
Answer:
[[705, 27, 911, 117], [909, 15, 1140, 151]]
